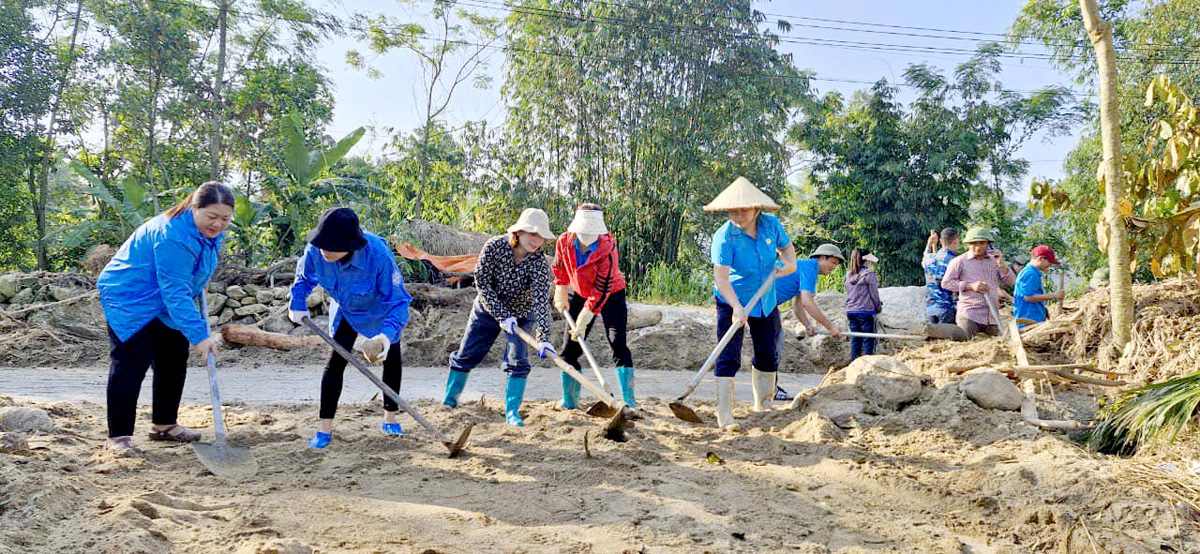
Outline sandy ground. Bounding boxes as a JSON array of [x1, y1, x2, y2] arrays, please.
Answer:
[[2, 372, 1196, 554]]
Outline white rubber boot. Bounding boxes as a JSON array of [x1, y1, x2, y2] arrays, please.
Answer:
[[715, 377, 740, 431], [750, 368, 776, 413]]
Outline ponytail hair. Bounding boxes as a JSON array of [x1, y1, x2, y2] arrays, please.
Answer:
[[847, 248, 865, 276], [163, 181, 236, 219]]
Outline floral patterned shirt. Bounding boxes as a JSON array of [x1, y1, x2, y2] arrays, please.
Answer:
[[474, 235, 552, 342]]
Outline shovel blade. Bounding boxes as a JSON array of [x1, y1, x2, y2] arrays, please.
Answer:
[[602, 411, 629, 442], [585, 401, 618, 418], [193, 440, 258, 482], [668, 401, 703, 423], [443, 423, 474, 458]]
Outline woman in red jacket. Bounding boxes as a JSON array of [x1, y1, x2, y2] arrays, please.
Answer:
[[551, 203, 636, 411]]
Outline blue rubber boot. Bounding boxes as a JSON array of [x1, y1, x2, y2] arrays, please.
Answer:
[[505, 376, 528, 427], [558, 371, 581, 410], [308, 432, 332, 450], [443, 370, 470, 408], [616, 366, 637, 409]]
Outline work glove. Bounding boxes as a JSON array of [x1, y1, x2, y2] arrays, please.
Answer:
[[553, 285, 570, 313], [288, 309, 310, 325], [500, 316, 519, 336], [362, 334, 390, 363], [570, 307, 595, 341], [536, 341, 557, 359]]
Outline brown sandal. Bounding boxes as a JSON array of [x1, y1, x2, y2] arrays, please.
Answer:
[[148, 424, 201, 443], [106, 436, 143, 455]]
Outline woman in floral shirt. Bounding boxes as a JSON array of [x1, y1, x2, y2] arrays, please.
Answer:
[[442, 208, 556, 426]]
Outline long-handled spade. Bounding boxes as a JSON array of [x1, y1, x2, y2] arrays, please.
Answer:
[[983, 293, 1007, 338], [511, 327, 629, 442], [560, 309, 618, 418], [301, 317, 472, 458], [810, 329, 927, 341], [193, 351, 259, 481], [668, 274, 776, 423]]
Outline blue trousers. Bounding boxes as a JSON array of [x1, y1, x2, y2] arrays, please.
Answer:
[[448, 298, 533, 378], [847, 312, 876, 360], [714, 302, 781, 377]]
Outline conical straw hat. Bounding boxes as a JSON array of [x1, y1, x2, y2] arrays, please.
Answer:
[[702, 176, 781, 212]]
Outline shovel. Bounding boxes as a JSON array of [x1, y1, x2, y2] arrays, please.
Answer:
[[983, 292, 1007, 338], [302, 317, 472, 458], [511, 326, 629, 442], [193, 351, 259, 481], [560, 309, 618, 418], [810, 329, 927, 340], [669, 274, 776, 423]]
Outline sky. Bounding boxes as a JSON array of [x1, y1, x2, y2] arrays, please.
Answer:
[[313, 0, 1087, 196]]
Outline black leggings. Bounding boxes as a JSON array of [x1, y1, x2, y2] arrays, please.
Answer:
[[106, 319, 190, 438], [559, 289, 634, 370], [320, 318, 403, 419]]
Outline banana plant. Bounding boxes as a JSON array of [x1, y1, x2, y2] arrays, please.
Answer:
[[57, 160, 186, 251]]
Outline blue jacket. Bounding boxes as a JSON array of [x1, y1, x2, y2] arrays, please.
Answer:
[[97, 210, 223, 346], [922, 247, 957, 316], [290, 232, 412, 343], [710, 213, 792, 318]]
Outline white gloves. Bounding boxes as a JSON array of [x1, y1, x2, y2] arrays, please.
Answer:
[[288, 309, 310, 325], [500, 316, 519, 336], [553, 285, 570, 313], [570, 307, 595, 341], [362, 333, 390, 363], [536, 341, 557, 359]]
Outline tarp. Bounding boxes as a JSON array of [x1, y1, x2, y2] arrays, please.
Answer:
[[393, 242, 478, 285]]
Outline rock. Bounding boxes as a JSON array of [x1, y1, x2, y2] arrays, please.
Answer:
[[255, 290, 275, 305], [9, 288, 34, 305], [26, 295, 107, 340], [206, 293, 228, 316], [218, 310, 235, 325], [257, 539, 312, 554], [207, 281, 227, 294], [207, 316, 219, 327], [225, 298, 242, 309], [241, 295, 259, 305], [235, 304, 270, 318], [876, 286, 928, 333], [814, 400, 869, 429], [780, 412, 845, 442], [0, 407, 53, 432], [18, 275, 37, 288], [305, 287, 326, 310], [961, 370, 1024, 411], [0, 432, 28, 453], [626, 306, 663, 330], [261, 313, 294, 334], [814, 291, 849, 330], [843, 355, 922, 410], [272, 287, 290, 301], [243, 284, 262, 296], [0, 274, 18, 301], [225, 285, 247, 299], [48, 285, 85, 302]]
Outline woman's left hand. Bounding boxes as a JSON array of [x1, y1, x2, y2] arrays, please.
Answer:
[[195, 337, 218, 360]]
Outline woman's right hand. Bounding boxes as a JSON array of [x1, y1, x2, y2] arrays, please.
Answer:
[[195, 337, 218, 360], [730, 304, 748, 326]]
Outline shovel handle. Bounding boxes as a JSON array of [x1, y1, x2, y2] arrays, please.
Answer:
[[677, 272, 776, 402], [560, 308, 611, 393], [302, 317, 452, 445], [811, 330, 925, 340], [983, 292, 1007, 337], [205, 352, 227, 442], [512, 326, 624, 410]]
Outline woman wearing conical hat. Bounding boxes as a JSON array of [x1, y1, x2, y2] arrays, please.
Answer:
[[705, 177, 797, 431]]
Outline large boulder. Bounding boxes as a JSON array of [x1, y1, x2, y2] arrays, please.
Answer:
[[0, 407, 53, 432], [843, 355, 922, 410], [961, 370, 1024, 411], [813, 291, 849, 330], [26, 295, 107, 339], [9, 288, 33, 305], [876, 286, 927, 333], [0, 274, 19, 301], [626, 305, 663, 330]]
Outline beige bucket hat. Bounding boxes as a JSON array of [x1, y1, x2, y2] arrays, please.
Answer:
[[567, 208, 608, 235], [702, 176, 781, 212], [507, 208, 556, 240]]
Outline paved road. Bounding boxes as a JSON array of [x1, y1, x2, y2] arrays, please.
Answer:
[[0, 365, 822, 405]]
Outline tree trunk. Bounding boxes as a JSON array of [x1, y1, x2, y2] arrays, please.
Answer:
[[210, 0, 229, 180], [221, 324, 324, 350], [1078, 0, 1133, 349]]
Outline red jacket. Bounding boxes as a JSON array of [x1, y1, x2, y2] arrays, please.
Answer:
[[551, 233, 627, 312]]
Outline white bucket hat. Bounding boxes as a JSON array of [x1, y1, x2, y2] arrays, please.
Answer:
[[703, 176, 781, 212], [863, 253, 879, 263], [507, 208, 556, 240], [567, 208, 608, 235]]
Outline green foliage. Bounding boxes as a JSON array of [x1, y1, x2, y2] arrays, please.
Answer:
[[632, 262, 711, 306], [817, 264, 847, 294], [1089, 371, 1200, 454]]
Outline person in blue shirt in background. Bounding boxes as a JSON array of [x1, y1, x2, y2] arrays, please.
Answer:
[[704, 177, 797, 431], [97, 182, 235, 455], [1013, 245, 1064, 328], [773, 243, 845, 399], [922, 228, 960, 324], [289, 208, 413, 449]]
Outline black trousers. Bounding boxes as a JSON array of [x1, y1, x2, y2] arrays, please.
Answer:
[[320, 318, 403, 419], [559, 290, 634, 370], [106, 319, 190, 438], [714, 302, 781, 377]]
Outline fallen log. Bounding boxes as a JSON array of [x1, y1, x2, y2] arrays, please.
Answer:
[[221, 324, 323, 350], [996, 365, 1126, 387]]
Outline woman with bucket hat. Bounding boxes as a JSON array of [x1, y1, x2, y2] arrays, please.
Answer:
[[551, 203, 637, 412], [97, 181, 235, 454], [705, 177, 798, 430], [289, 207, 413, 449], [940, 227, 1014, 337], [844, 248, 883, 360], [442, 208, 557, 426]]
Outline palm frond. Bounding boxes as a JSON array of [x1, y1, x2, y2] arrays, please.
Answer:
[[1089, 371, 1200, 454]]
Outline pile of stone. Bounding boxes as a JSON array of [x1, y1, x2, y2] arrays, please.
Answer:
[[204, 282, 329, 334], [0, 273, 91, 309]]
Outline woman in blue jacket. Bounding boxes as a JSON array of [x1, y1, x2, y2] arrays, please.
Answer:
[[288, 207, 412, 449], [97, 182, 235, 454]]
